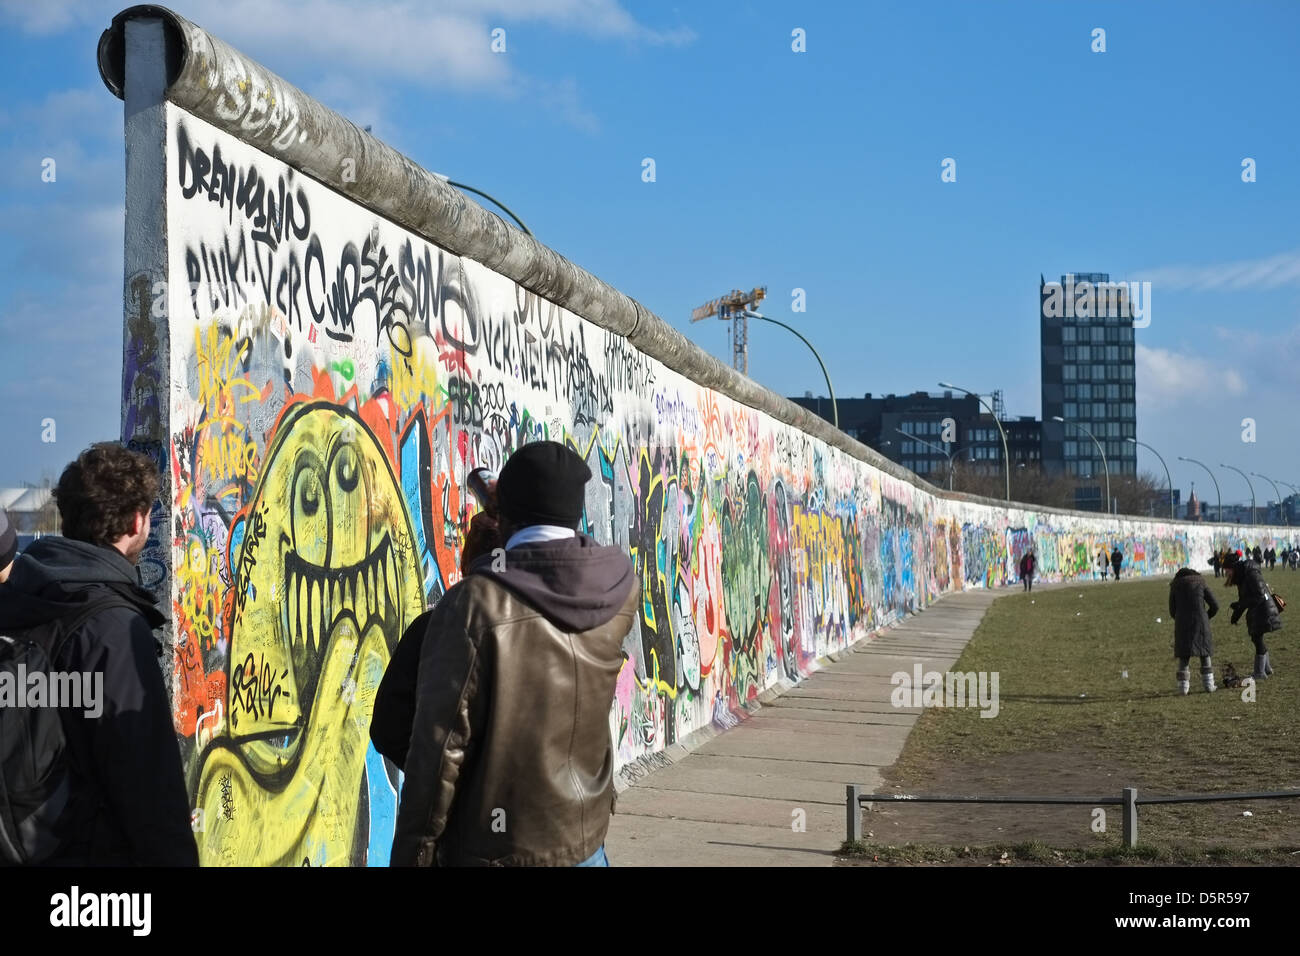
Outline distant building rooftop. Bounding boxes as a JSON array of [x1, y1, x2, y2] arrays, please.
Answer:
[[0, 487, 52, 513]]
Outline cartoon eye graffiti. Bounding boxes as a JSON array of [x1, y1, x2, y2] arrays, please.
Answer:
[[335, 443, 360, 494]]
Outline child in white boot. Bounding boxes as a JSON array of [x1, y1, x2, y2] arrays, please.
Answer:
[[1169, 567, 1219, 694]]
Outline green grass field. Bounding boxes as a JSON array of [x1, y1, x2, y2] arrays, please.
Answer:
[[863, 570, 1300, 861]]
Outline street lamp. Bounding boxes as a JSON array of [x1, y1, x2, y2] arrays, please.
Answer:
[[432, 173, 534, 237], [1219, 464, 1257, 525], [939, 382, 1009, 500], [1053, 416, 1110, 514], [1251, 473, 1287, 526], [1179, 457, 1221, 526], [897, 428, 958, 490], [742, 310, 838, 429], [1127, 438, 1174, 519]]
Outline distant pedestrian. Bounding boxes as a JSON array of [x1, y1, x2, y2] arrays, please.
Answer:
[[1110, 546, 1123, 581], [0, 508, 16, 583], [1222, 549, 1282, 680], [1097, 549, 1108, 580], [1209, 551, 1221, 578], [1169, 568, 1219, 694], [1019, 551, 1036, 592], [1252, 545, 1263, 565]]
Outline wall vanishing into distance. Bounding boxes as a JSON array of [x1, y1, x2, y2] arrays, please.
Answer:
[[102, 8, 1289, 867]]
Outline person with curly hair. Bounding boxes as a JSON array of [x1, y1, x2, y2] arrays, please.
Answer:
[[0, 442, 197, 865]]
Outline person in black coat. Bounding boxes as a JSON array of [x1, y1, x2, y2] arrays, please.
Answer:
[[1169, 568, 1219, 694], [1222, 550, 1282, 680], [1018, 551, 1036, 592], [1110, 547, 1123, 580], [0, 444, 197, 865]]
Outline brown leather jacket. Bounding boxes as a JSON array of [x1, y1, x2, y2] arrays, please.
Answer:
[[389, 534, 637, 866]]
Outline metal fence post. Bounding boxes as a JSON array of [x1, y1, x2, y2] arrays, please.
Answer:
[[1122, 787, 1138, 848], [846, 784, 862, 843]]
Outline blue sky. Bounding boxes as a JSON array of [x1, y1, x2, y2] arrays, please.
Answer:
[[1, 0, 1297, 506]]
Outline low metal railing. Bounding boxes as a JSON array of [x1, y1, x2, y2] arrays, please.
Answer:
[[845, 785, 1300, 848]]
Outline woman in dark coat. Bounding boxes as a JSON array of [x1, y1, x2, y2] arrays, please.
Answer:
[[1222, 550, 1282, 679], [1169, 568, 1219, 694]]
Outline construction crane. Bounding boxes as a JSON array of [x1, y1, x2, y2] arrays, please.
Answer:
[[690, 286, 766, 375]]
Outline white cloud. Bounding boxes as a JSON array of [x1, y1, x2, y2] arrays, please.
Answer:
[[1134, 249, 1300, 292], [0, 0, 101, 34], [1136, 343, 1247, 411], [0, 0, 694, 131]]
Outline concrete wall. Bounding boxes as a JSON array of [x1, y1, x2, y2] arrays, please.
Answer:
[[102, 8, 1290, 867]]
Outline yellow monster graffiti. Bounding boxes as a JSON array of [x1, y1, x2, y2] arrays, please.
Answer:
[[193, 401, 424, 866]]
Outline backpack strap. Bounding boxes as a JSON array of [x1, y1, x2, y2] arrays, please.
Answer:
[[25, 597, 143, 670]]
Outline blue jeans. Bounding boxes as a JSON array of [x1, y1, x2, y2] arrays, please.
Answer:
[[575, 846, 609, 867]]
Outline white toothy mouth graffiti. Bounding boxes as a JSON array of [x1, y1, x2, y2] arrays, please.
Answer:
[[282, 534, 401, 655]]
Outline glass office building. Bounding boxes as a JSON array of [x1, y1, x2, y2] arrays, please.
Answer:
[[1040, 272, 1137, 511]]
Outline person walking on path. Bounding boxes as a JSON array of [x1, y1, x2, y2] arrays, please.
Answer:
[[1169, 567, 1220, 694], [1018, 551, 1036, 592], [1110, 546, 1124, 581], [0, 443, 197, 865], [1097, 549, 1108, 581], [389, 441, 639, 867], [1222, 549, 1282, 680]]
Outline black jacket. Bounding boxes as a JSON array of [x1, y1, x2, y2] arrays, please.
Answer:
[[370, 608, 433, 771], [0, 537, 197, 866], [1229, 559, 1282, 638], [1169, 568, 1218, 659]]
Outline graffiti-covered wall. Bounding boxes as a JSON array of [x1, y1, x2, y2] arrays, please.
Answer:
[[102, 8, 1289, 867]]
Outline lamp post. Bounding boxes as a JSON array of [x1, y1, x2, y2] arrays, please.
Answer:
[[1179, 457, 1221, 526], [1219, 464, 1257, 525], [1053, 416, 1110, 514], [897, 428, 958, 490], [1127, 438, 1174, 519], [939, 382, 1009, 500], [432, 173, 534, 237], [1251, 473, 1287, 526], [742, 310, 838, 429]]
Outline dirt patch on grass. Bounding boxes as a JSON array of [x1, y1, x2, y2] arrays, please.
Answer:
[[870, 746, 1300, 855], [873, 748, 1143, 847]]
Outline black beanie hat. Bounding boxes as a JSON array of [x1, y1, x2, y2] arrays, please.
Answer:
[[0, 508, 16, 569], [496, 441, 591, 529]]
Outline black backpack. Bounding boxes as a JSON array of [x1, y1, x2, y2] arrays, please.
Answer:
[[0, 598, 130, 865]]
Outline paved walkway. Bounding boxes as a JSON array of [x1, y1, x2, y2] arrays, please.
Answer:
[[605, 578, 1103, 866]]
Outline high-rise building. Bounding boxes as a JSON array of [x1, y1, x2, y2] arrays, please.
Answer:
[[1040, 272, 1137, 512]]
